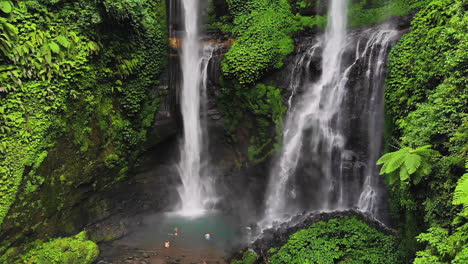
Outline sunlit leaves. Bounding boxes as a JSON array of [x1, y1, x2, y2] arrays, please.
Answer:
[[269, 217, 398, 264], [0, 1, 12, 13], [377, 145, 440, 185], [223, 0, 298, 85]]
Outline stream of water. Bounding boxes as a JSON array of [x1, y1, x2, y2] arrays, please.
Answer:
[[261, 0, 401, 228], [262, 0, 349, 227], [177, 0, 216, 217]]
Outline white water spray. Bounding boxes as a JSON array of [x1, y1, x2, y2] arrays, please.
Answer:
[[357, 28, 400, 214], [262, 0, 349, 226], [177, 0, 216, 216], [261, 21, 401, 231]]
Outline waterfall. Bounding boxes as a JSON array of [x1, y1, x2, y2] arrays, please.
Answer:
[[262, 0, 348, 226], [176, 0, 216, 216], [356, 28, 400, 215], [261, 0, 401, 227]]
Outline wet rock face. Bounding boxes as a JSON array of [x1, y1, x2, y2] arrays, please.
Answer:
[[211, 0, 229, 17]]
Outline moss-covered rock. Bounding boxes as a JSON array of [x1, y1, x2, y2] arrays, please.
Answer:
[[268, 217, 398, 264], [11, 231, 99, 264], [0, 0, 168, 256]]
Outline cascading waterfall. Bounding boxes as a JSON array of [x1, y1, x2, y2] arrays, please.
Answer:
[[262, 0, 401, 227], [263, 0, 348, 225], [356, 28, 400, 214], [177, 0, 216, 216]]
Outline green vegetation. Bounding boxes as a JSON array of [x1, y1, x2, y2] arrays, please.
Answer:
[[291, 0, 426, 29], [214, 0, 298, 163], [384, 0, 467, 261], [377, 145, 440, 185], [230, 251, 258, 264], [222, 0, 299, 85], [0, 0, 466, 262], [12, 231, 99, 264], [454, 165, 468, 217], [0, 0, 167, 252], [268, 217, 398, 264], [219, 82, 286, 163], [348, 0, 426, 28]]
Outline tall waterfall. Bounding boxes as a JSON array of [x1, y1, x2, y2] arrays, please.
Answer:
[[262, 0, 401, 227], [177, 0, 216, 216], [262, 0, 348, 225]]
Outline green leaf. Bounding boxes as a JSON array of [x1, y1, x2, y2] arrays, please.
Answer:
[[87, 41, 100, 52], [0, 1, 12, 13], [56, 35, 70, 48], [48, 42, 60, 53], [453, 167, 468, 212], [404, 154, 422, 175], [400, 166, 410, 182]]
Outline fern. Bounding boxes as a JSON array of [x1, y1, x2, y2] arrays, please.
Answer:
[[377, 145, 440, 185], [453, 163, 468, 216]]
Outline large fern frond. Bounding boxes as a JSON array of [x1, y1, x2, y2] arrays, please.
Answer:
[[377, 145, 439, 185], [413, 145, 440, 158], [382, 150, 407, 174], [405, 154, 422, 175], [400, 165, 410, 182], [377, 151, 398, 165], [453, 172, 468, 211]]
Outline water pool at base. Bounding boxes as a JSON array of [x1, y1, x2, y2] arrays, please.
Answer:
[[119, 211, 243, 252]]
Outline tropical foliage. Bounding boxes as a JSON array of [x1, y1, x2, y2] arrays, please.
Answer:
[[222, 0, 299, 85], [377, 145, 439, 185], [453, 165, 468, 217], [268, 217, 398, 264], [0, 0, 466, 263], [0, 0, 167, 257], [1, 231, 99, 264], [385, 0, 467, 261]]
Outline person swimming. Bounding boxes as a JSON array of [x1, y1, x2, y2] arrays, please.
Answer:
[[204, 233, 211, 241]]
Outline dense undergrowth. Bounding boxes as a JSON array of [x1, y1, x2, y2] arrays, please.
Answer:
[[231, 217, 398, 264], [384, 0, 467, 262], [0, 0, 167, 259], [1, 231, 99, 264], [269, 217, 398, 264]]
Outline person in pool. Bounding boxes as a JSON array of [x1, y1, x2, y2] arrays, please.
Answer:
[[204, 233, 211, 240]]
